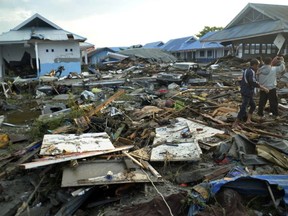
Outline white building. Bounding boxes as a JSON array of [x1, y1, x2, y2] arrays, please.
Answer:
[[0, 13, 87, 80]]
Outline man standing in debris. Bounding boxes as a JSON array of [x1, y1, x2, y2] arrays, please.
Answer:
[[257, 55, 286, 119], [233, 59, 269, 129]]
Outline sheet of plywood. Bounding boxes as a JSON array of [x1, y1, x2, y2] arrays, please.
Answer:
[[20, 145, 133, 169], [61, 160, 162, 187], [40, 132, 114, 155], [150, 117, 224, 161]]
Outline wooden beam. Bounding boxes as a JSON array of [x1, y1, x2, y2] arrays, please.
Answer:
[[88, 89, 125, 117]]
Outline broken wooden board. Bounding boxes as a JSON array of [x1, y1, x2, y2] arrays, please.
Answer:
[[40, 132, 114, 155], [61, 159, 162, 187], [20, 145, 133, 169], [150, 117, 224, 161]]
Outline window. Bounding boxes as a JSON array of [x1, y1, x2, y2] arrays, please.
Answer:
[[255, 44, 260, 54], [244, 44, 249, 54], [70, 48, 73, 52], [46, 49, 49, 52], [261, 44, 266, 54], [65, 49, 68, 52], [200, 51, 205, 57], [267, 44, 271, 54], [51, 49, 54, 52], [271, 44, 277, 54], [250, 44, 255, 54], [207, 50, 212, 57]]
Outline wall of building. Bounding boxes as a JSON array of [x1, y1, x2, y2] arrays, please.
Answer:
[[38, 41, 81, 76], [172, 47, 228, 63], [1, 41, 82, 78], [89, 50, 110, 65]]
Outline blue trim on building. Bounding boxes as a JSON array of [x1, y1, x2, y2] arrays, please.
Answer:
[[39, 62, 81, 77]]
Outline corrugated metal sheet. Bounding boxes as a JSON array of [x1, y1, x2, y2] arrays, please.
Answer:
[[118, 48, 177, 62], [181, 32, 223, 50], [0, 13, 86, 43], [161, 36, 196, 52], [12, 13, 62, 31], [226, 3, 288, 29], [202, 3, 288, 43], [203, 20, 286, 43], [0, 28, 86, 43], [143, 41, 164, 48], [161, 33, 223, 52]]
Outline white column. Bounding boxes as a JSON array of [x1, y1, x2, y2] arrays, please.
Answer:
[[0, 46, 3, 81], [84, 50, 88, 64], [35, 42, 40, 77]]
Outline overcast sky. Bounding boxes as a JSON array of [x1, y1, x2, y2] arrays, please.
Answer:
[[0, 0, 286, 48]]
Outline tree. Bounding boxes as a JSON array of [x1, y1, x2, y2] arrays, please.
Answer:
[[196, 26, 223, 38]]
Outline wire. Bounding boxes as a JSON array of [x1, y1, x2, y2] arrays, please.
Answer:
[[141, 168, 174, 216]]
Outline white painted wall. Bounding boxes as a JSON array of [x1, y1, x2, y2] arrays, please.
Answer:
[[37, 42, 80, 63]]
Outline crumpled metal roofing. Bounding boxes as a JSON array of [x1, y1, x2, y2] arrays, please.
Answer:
[[0, 28, 86, 43], [118, 48, 177, 62], [0, 13, 86, 44], [161, 33, 223, 52]]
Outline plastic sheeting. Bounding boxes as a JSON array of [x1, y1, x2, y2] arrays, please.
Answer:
[[209, 175, 288, 207]]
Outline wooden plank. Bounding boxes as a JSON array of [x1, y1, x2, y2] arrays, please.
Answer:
[[88, 89, 125, 117], [122, 151, 144, 168], [19, 145, 133, 169], [141, 161, 162, 179]]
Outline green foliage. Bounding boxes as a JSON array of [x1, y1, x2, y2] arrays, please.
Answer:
[[196, 26, 223, 38], [29, 117, 67, 139], [67, 92, 85, 118]]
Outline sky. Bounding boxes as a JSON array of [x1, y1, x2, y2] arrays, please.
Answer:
[[0, 0, 287, 48]]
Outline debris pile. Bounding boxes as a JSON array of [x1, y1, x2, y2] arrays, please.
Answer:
[[0, 54, 288, 216]]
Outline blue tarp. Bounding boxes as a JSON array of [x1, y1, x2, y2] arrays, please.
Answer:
[[210, 175, 288, 206]]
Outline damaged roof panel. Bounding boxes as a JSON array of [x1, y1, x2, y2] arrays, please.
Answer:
[[150, 117, 224, 161], [0, 13, 86, 43], [0, 28, 86, 43], [118, 48, 177, 63]]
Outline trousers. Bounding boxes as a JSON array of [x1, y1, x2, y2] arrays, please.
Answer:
[[257, 88, 278, 116]]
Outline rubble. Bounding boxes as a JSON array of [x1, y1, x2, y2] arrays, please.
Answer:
[[0, 55, 288, 216]]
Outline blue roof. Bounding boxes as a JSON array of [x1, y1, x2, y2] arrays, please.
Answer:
[[202, 3, 288, 43], [161, 36, 197, 52], [161, 33, 223, 52], [108, 47, 128, 52], [143, 41, 164, 49], [183, 32, 223, 50]]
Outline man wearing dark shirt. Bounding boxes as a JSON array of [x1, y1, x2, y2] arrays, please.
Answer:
[[233, 59, 269, 129]]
